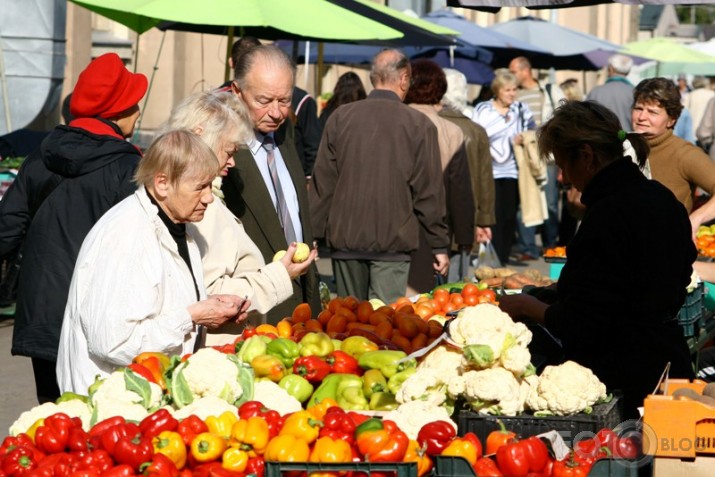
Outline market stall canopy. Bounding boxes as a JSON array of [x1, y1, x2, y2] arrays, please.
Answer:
[[419, 9, 550, 66], [445, 0, 713, 12], [70, 0, 451, 44], [622, 37, 715, 76], [488, 16, 621, 70]]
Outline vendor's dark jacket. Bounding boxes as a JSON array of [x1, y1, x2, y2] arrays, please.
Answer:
[[544, 158, 696, 417], [0, 121, 141, 362]]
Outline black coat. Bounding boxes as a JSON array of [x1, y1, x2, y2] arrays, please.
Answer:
[[544, 158, 696, 417], [1, 123, 141, 361]]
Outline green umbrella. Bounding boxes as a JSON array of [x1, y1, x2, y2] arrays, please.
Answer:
[[70, 0, 412, 41], [622, 37, 715, 76]]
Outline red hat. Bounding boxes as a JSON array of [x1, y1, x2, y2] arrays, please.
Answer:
[[70, 53, 148, 119]]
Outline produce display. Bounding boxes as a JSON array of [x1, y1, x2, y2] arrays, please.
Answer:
[[543, 247, 567, 259], [3, 295, 638, 477], [474, 267, 553, 291], [696, 224, 715, 258]]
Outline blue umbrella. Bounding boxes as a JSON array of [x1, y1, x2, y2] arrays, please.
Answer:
[[489, 16, 621, 70]]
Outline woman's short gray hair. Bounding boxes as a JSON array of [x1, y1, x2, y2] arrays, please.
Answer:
[[158, 91, 253, 153], [134, 130, 219, 188], [491, 68, 517, 97], [442, 68, 469, 111]]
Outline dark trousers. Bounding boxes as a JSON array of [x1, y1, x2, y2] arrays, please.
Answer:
[[32, 357, 60, 403], [492, 178, 519, 265]]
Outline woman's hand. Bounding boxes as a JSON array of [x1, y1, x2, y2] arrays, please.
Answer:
[[498, 294, 548, 325], [279, 242, 319, 280], [513, 133, 524, 146], [188, 295, 248, 329]]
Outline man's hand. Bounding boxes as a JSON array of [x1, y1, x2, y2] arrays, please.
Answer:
[[279, 242, 318, 280], [433, 253, 449, 276], [476, 226, 492, 243]]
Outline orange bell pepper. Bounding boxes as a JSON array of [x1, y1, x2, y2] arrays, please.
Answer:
[[133, 353, 169, 389], [279, 411, 323, 444], [404, 439, 433, 477], [441, 437, 478, 467], [264, 434, 310, 462], [307, 397, 339, 420], [229, 417, 269, 457], [355, 418, 409, 462], [310, 436, 353, 463]]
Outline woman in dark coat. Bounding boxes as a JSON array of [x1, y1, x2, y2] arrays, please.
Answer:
[[0, 53, 147, 403], [499, 100, 696, 418]]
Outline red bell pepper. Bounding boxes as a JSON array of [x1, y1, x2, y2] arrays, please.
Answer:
[[34, 413, 79, 454], [319, 407, 356, 445], [67, 427, 90, 453], [192, 462, 242, 477], [141, 453, 178, 477], [355, 418, 409, 462], [127, 363, 158, 384], [2, 446, 41, 477], [88, 416, 126, 450], [416, 421, 457, 456], [495, 437, 549, 477], [292, 356, 331, 383], [0, 435, 35, 458], [325, 351, 361, 375], [103, 465, 137, 477], [245, 457, 265, 477], [237, 401, 284, 438], [346, 411, 369, 428], [552, 453, 591, 477], [140, 410, 179, 440], [113, 433, 154, 471], [463, 432, 483, 460], [99, 422, 141, 455], [474, 456, 503, 477], [74, 449, 115, 474], [177, 415, 208, 447]]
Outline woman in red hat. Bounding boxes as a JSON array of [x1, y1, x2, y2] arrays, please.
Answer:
[[0, 52, 148, 403]]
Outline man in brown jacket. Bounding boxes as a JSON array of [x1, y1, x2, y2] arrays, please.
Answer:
[[310, 49, 449, 303]]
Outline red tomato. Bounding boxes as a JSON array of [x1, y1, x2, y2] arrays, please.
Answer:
[[461, 283, 479, 297], [463, 294, 479, 306], [479, 289, 497, 304], [450, 293, 464, 306]]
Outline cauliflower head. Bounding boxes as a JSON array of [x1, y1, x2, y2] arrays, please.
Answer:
[[396, 368, 447, 406], [450, 305, 532, 353], [417, 345, 466, 379], [383, 401, 457, 440], [91, 370, 162, 410], [253, 381, 302, 416], [460, 367, 527, 416], [526, 360, 608, 416], [500, 345, 532, 376], [178, 348, 243, 405], [9, 400, 92, 436], [172, 396, 239, 421]]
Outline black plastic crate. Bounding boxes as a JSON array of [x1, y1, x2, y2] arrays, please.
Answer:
[[457, 395, 622, 447], [433, 457, 639, 477], [678, 282, 705, 337], [265, 461, 417, 477]]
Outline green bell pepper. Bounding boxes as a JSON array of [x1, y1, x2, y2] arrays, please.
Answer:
[[387, 367, 417, 394], [56, 391, 89, 404], [369, 392, 398, 411], [278, 374, 314, 403], [266, 338, 301, 368], [340, 336, 379, 358], [236, 335, 268, 364], [357, 350, 416, 378], [299, 332, 334, 357], [362, 369, 387, 399], [336, 375, 368, 410], [307, 373, 355, 408], [331, 339, 343, 352]]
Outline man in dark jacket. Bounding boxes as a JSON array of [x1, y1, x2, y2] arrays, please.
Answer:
[[291, 87, 322, 177], [310, 49, 449, 303], [0, 53, 147, 403]]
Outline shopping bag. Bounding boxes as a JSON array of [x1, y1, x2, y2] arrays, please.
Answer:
[[475, 241, 501, 268]]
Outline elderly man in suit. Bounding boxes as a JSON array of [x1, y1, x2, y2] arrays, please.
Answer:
[[222, 45, 321, 324]]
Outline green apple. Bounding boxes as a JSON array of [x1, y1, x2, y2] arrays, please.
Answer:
[[292, 242, 310, 263], [272, 250, 287, 262]]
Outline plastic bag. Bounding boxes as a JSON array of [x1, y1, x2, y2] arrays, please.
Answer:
[[475, 241, 501, 268]]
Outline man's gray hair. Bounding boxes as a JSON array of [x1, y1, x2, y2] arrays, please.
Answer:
[[233, 44, 296, 89], [369, 49, 409, 87], [608, 54, 633, 75]]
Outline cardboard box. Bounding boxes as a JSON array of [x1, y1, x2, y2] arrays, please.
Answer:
[[653, 456, 715, 477]]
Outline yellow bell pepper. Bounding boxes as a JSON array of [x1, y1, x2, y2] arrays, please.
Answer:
[[190, 432, 227, 463], [205, 411, 238, 440], [26, 418, 45, 443], [279, 411, 323, 444], [310, 436, 353, 463], [222, 447, 249, 473], [404, 439, 433, 477], [264, 434, 310, 462], [229, 417, 269, 457], [306, 397, 339, 420], [152, 430, 187, 469]]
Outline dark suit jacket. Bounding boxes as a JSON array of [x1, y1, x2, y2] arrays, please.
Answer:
[[222, 121, 321, 324]]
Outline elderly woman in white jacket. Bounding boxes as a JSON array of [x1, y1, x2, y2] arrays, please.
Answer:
[[57, 130, 248, 393], [159, 92, 317, 343]]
